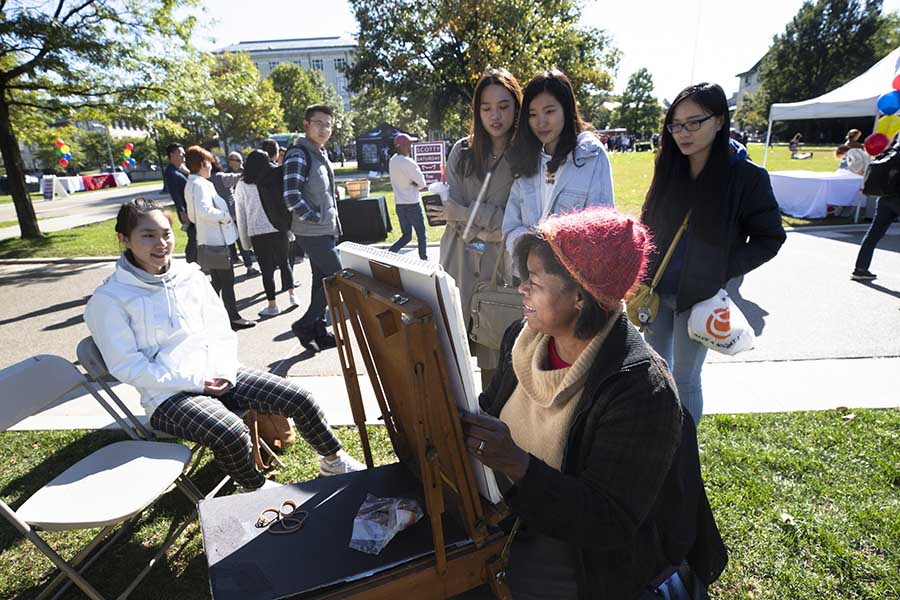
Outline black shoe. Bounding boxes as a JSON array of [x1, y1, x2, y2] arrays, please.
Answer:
[[230, 318, 257, 330], [291, 322, 319, 352], [851, 269, 876, 281], [315, 332, 337, 350]]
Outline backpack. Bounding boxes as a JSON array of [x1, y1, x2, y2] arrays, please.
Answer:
[[257, 144, 311, 232], [863, 137, 900, 197]]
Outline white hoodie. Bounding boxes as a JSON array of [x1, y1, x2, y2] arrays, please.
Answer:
[[84, 255, 239, 415]]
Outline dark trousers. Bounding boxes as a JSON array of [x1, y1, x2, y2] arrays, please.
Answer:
[[291, 235, 341, 334], [185, 224, 198, 264], [150, 367, 341, 489], [230, 239, 254, 269], [855, 195, 900, 271], [209, 266, 241, 321], [252, 231, 294, 301], [389, 203, 428, 260]]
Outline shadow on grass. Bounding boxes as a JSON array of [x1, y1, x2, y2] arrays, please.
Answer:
[[0, 233, 56, 259], [1, 429, 232, 600]]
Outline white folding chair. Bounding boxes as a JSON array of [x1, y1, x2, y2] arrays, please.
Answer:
[[0, 355, 195, 600], [75, 337, 283, 486]]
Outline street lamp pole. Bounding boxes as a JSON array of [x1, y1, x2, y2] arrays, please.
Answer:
[[91, 121, 115, 171]]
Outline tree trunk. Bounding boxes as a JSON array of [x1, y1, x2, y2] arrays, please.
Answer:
[[0, 94, 41, 238]]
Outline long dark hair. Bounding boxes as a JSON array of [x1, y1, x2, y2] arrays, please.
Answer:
[[463, 68, 523, 180], [509, 68, 587, 178], [641, 83, 731, 245], [241, 149, 271, 185]]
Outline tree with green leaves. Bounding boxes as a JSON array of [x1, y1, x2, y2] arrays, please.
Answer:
[[0, 0, 199, 238], [347, 0, 620, 136], [759, 0, 886, 107], [267, 62, 353, 150], [734, 89, 770, 131], [611, 68, 661, 135], [350, 87, 428, 137], [210, 53, 284, 151]]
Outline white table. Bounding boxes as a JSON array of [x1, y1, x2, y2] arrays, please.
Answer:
[[56, 176, 85, 194], [769, 170, 863, 219]]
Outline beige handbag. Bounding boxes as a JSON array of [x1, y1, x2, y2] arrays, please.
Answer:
[[626, 212, 690, 332], [469, 245, 523, 351]]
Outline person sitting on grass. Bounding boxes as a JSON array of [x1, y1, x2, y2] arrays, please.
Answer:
[[84, 197, 364, 491]]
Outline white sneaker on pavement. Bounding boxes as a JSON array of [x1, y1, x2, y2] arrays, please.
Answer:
[[319, 450, 366, 476], [259, 305, 280, 317]]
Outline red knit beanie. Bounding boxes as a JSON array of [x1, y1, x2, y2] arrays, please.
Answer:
[[539, 207, 652, 310]]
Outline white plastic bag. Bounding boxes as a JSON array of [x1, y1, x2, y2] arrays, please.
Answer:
[[687, 289, 755, 355], [348, 494, 424, 555]]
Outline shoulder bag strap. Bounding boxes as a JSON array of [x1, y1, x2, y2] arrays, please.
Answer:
[[649, 210, 690, 292]]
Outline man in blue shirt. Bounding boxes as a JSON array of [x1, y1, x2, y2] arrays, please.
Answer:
[[163, 143, 196, 263]]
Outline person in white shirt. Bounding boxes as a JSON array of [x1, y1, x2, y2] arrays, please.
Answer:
[[388, 133, 429, 260]]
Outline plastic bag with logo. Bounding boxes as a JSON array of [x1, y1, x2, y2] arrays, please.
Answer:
[[687, 289, 755, 356]]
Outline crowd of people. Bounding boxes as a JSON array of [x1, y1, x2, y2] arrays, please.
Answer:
[[86, 66, 803, 599]]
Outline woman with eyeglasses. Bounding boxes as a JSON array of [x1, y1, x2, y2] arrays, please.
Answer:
[[502, 69, 614, 259], [639, 83, 785, 425]]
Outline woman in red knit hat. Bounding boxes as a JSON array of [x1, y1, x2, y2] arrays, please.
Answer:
[[640, 83, 784, 425], [459, 207, 726, 600]]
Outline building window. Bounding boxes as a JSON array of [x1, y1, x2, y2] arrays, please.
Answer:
[[745, 76, 751, 85], [294, 60, 303, 67], [311, 58, 324, 71], [335, 76, 347, 95], [334, 58, 347, 72], [268, 61, 281, 71]]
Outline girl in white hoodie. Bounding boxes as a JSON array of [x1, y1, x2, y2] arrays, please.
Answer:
[[84, 198, 363, 490]]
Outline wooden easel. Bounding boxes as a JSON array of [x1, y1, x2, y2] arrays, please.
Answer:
[[322, 265, 511, 599]]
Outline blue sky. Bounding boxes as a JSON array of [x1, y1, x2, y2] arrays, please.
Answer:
[[193, 0, 900, 102]]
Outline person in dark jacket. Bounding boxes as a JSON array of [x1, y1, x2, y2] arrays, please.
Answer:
[[460, 208, 726, 600], [163, 143, 196, 263], [640, 83, 785, 425]]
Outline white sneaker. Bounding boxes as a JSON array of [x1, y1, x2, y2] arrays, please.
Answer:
[[258, 305, 280, 317], [319, 450, 366, 476], [288, 290, 299, 307]]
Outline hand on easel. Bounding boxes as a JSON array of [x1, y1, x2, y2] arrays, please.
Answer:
[[461, 412, 530, 482]]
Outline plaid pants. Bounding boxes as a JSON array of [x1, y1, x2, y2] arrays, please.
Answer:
[[150, 367, 341, 489]]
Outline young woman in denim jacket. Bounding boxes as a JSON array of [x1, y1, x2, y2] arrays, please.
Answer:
[[502, 69, 614, 258]]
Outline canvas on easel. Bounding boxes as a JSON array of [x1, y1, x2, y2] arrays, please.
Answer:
[[321, 260, 512, 599]]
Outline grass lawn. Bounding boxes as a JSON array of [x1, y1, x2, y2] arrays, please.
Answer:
[[2, 409, 900, 599]]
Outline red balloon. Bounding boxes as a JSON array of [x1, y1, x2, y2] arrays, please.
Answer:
[[894, 73, 900, 92], [55, 139, 64, 148], [59, 158, 69, 167], [122, 161, 130, 167], [125, 142, 134, 151], [864, 133, 890, 156]]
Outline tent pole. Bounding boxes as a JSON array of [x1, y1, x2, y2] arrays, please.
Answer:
[[762, 116, 774, 167]]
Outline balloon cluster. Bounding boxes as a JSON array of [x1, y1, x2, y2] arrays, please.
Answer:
[[867, 75, 900, 156], [54, 139, 72, 168], [121, 143, 136, 168]]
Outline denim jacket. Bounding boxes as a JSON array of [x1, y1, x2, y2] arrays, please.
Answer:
[[503, 131, 614, 255]]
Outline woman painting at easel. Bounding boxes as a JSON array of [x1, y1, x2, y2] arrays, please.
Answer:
[[427, 68, 523, 387]]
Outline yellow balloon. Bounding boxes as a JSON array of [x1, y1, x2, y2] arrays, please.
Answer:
[[60, 144, 70, 154], [124, 149, 132, 157], [875, 114, 900, 136]]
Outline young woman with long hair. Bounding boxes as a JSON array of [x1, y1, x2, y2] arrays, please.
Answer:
[[502, 68, 614, 257], [84, 198, 364, 491], [640, 83, 785, 425], [430, 67, 523, 386], [234, 149, 298, 317]]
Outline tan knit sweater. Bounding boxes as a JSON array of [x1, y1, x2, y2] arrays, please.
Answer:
[[499, 308, 622, 470]]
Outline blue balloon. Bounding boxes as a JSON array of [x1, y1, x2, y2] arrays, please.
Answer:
[[877, 91, 900, 115], [63, 153, 72, 160], [128, 158, 136, 166]]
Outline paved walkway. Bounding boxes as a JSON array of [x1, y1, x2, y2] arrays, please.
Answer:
[[2, 223, 899, 430]]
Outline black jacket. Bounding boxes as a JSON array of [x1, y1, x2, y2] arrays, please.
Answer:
[[480, 316, 727, 599], [647, 159, 786, 312]]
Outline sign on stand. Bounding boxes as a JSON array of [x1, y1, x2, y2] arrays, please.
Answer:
[[411, 141, 446, 185], [41, 176, 69, 201]]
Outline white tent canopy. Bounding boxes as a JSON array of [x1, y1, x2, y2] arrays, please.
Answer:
[[762, 46, 900, 165]]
